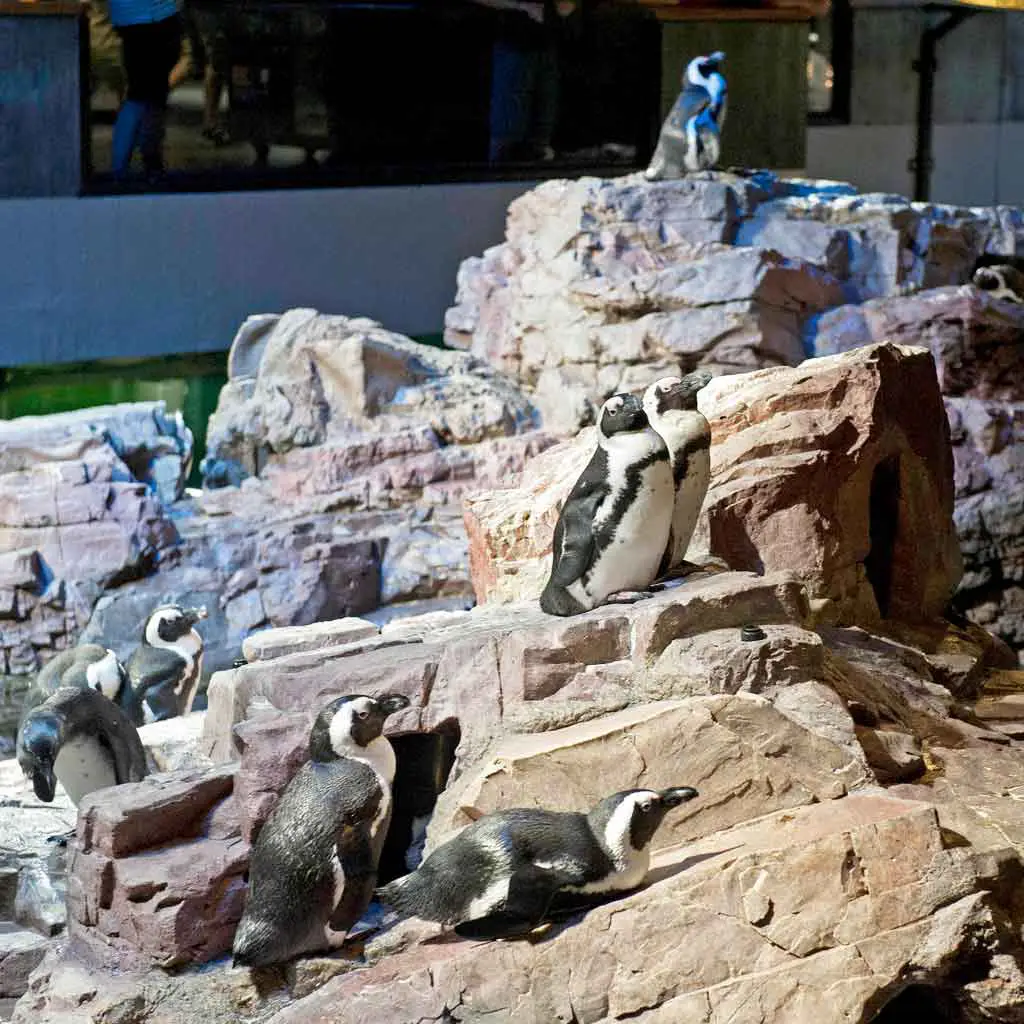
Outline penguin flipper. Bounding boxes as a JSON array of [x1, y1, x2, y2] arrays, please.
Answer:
[[102, 704, 149, 785], [547, 454, 608, 589], [329, 821, 379, 935], [455, 863, 572, 940], [127, 646, 187, 721]]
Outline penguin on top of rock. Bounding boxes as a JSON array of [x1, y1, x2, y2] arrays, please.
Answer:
[[17, 685, 148, 807], [232, 692, 411, 969], [376, 786, 699, 940], [971, 254, 1024, 304], [540, 392, 674, 617], [23, 644, 144, 726], [642, 370, 714, 579], [126, 604, 208, 722], [645, 50, 727, 181]]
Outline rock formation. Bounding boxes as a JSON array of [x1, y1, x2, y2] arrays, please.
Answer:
[[445, 172, 1023, 434], [467, 342, 963, 628]]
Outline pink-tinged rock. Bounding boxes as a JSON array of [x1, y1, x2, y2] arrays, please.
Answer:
[[431, 696, 865, 853], [76, 765, 235, 859], [264, 795, 1001, 1024], [699, 342, 962, 625], [813, 286, 1024, 401], [464, 427, 596, 605], [0, 927, 52, 998]]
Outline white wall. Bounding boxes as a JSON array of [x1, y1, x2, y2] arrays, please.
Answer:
[[0, 180, 536, 367], [808, 122, 1024, 208]]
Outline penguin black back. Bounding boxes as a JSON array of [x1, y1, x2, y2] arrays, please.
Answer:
[[377, 787, 699, 939], [17, 686, 148, 805], [232, 692, 410, 968]]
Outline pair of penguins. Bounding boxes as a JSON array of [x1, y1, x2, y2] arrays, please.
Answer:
[[233, 693, 699, 966], [540, 370, 714, 618], [16, 604, 206, 808]]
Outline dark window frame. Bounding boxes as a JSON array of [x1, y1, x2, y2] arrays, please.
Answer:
[[807, 0, 852, 125]]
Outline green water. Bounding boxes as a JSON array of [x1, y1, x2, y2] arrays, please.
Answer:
[[0, 333, 447, 489]]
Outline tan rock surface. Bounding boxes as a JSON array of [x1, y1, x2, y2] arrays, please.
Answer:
[[430, 696, 867, 852], [263, 795, 1013, 1024]]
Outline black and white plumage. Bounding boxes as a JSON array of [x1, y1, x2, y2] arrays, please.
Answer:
[[972, 259, 1024, 304], [540, 393, 674, 617], [377, 787, 699, 940], [127, 604, 207, 722], [22, 644, 143, 726], [232, 692, 411, 968], [642, 371, 714, 577], [17, 686, 148, 806], [645, 50, 727, 181]]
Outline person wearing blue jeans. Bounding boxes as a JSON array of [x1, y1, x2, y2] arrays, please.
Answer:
[[109, 0, 183, 177]]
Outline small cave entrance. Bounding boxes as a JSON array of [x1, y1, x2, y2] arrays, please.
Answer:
[[863, 455, 901, 618], [378, 722, 461, 884], [869, 984, 966, 1023]]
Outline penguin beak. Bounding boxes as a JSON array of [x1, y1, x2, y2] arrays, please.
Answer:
[[710, 50, 725, 64], [660, 371, 712, 411], [32, 762, 57, 803], [185, 606, 208, 625], [377, 694, 412, 717], [659, 787, 699, 808]]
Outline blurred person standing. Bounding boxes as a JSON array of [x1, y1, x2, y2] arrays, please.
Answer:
[[109, 0, 183, 177]]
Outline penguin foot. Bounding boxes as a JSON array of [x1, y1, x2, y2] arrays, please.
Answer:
[[605, 590, 657, 606], [454, 913, 542, 941]]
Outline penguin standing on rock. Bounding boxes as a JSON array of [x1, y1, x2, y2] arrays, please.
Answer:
[[377, 787, 699, 940], [645, 51, 727, 181], [23, 644, 144, 726], [127, 604, 207, 722], [232, 692, 411, 969], [642, 371, 714, 578], [540, 393, 674, 617], [17, 686, 148, 806]]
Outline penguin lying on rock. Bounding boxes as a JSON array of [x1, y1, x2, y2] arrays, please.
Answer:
[[17, 685, 148, 806], [22, 644, 144, 726], [127, 604, 207, 722], [377, 787, 699, 940], [642, 371, 714, 579], [540, 393, 674, 617], [972, 256, 1024, 304], [232, 692, 411, 969], [645, 51, 727, 180]]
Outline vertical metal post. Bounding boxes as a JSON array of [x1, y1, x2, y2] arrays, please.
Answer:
[[912, 6, 974, 202]]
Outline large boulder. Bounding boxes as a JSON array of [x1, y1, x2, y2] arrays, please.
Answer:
[[0, 406, 184, 679], [201, 309, 552, 502], [446, 172, 1022, 433], [465, 343, 962, 627], [260, 796, 1024, 1024], [946, 397, 1024, 659]]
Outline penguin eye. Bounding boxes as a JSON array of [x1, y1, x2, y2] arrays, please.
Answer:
[[356, 710, 369, 721], [640, 799, 654, 812]]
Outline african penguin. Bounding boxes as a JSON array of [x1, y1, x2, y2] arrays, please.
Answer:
[[126, 604, 207, 722], [972, 262, 1024, 304], [17, 686, 148, 806], [540, 392, 674, 617], [645, 50, 727, 181], [232, 692, 411, 968], [377, 787, 699, 940], [642, 371, 714, 578], [23, 644, 143, 726]]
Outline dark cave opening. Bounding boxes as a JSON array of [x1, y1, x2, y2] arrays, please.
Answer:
[[869, 984, 966, 1023], [377, 722, 461, 884], [864, 455, 901, 618]]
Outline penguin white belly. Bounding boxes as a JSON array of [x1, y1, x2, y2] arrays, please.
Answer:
[[569, 459, 674, 605], [464, 876, 512, 921], [670, 447, 711, 567], [54, 737, 118, 805], [573, 847, 651, 895]]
